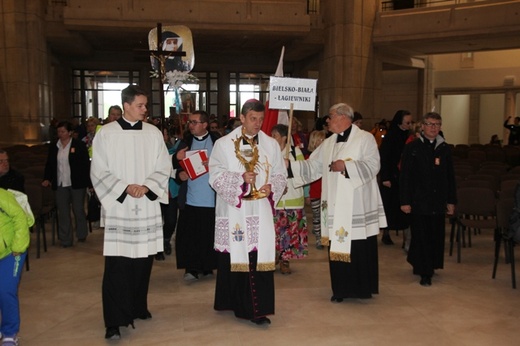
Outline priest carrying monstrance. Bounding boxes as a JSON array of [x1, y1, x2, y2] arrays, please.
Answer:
[[209, 99, 287, 325]]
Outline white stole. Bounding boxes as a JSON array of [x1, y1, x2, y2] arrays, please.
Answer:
[[320, 134, 355, 262]]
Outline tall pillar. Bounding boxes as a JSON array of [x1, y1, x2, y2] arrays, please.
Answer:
[[319, 0, 379, 117], [0, 0, 47, 146], [505, 90, 516, 118]]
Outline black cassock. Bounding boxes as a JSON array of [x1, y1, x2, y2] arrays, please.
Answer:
[[329, 235, 379, 299], [214, 251, 274, 320]]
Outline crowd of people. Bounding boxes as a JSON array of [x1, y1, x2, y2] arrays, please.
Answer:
[[0, 85, 461, 344]]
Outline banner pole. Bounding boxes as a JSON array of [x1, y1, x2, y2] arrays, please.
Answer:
[[285, 103, 294, 159]]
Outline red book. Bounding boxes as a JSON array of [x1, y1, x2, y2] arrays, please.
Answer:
[[179, 150, 209, 180]]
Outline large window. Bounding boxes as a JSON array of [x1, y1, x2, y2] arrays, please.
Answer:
[[229, 73, 271, 118], [72, 70, 139, 122], [150, 71, 218, 119]]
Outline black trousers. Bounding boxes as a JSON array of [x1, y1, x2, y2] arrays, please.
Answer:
[[102, 255, 154, 328], [160, 197, 179, 242]]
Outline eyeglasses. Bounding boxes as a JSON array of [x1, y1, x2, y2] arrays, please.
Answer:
[[423, 122, 441, 128], [187, 120, 205, 125], [0, 159, 8, 164]]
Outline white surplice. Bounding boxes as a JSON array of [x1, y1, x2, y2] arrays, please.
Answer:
[[292, 125, 387, 262], [90, 121, 170, 258], [209, 126, 287, 272]]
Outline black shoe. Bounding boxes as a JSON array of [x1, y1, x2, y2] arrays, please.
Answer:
[[330, 296, 344, 303], [136, 311, 152, 320], [164, 242, 172, 255], [105, 327, 121, 340], [251, 317, 271, 325], [183, 270, 199, 281], [202, 270, 214, 277], [420, 276, 431, 287], [77, 238, 86, 243], [381, 233, 394, 245], [155, 252, 165, 261]]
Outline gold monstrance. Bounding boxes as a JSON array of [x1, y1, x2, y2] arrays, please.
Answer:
[[233, 130, 268, 200]]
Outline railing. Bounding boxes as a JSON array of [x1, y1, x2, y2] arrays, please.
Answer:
[[381, 0, 490, 12]]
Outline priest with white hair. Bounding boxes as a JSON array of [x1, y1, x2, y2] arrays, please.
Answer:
[[289, 102, 386, 301]]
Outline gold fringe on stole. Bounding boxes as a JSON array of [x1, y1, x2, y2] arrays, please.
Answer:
[[230, 263, 249, 272], [231, 262, 276, 272], [321, 236, 330, 246], [330, 251, 351, 263], [257, 262, 276, 271]]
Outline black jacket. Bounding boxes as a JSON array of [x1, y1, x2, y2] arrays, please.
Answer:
[[43, 138, 91, 190], [379, 126, 409, 183], [399, 135, 457, 215], [0, 169, 25, 193]]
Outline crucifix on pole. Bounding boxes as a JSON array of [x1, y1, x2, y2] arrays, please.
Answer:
[[145, 23, 187, 127]]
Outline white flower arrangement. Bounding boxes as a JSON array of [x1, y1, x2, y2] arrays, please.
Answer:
[[166, 70, 198, 88], [150, 69, 198, 89]]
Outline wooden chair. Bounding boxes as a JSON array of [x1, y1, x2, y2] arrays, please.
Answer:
[[509, 166, 520, 174], [479, 163, 508, 174], [25, 182, 48, 258], [467, 150, 486, 162], [19, 165, 45, 179], [499, 180, 519, 200], [492, 197, 516, 288], [500, 173, 520, 182], [454, 167, 473, 179], [504, 148, 520, 167], [484, 147, 506, 162], [458, 179, 495, 191], [450, 187, 496, 263], [466, 174, 499, 193]]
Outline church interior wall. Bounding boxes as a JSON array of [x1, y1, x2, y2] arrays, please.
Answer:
[[438, 94, 470, 145], [380, 69, 420, 125], [432, 49, 520, 144], [379, 49, 520, 145]]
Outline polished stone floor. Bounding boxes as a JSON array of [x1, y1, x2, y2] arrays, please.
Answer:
[[17, 222, 520, 346]]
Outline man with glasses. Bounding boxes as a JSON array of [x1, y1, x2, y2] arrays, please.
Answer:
[[399, 112, 456, 287], [289, 103, 387, 302], [379, 110, 413, 247], [174, 110, 220, 280]]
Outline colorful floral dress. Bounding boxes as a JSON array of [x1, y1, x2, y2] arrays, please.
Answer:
[[274, 146, 308, 260]]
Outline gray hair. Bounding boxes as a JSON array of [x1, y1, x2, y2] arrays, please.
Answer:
[[329, 103, 354, 120]]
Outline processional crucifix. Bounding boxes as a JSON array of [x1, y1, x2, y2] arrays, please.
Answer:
[[142, 23, 187, 129]]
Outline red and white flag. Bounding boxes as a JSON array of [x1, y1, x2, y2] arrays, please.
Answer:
[[262, 47, 289, 134]]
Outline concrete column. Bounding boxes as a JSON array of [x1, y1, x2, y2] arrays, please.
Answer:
[[505, 90, 516, 118], [0, 0, 47, 145], [319, 0, 379, 117]]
